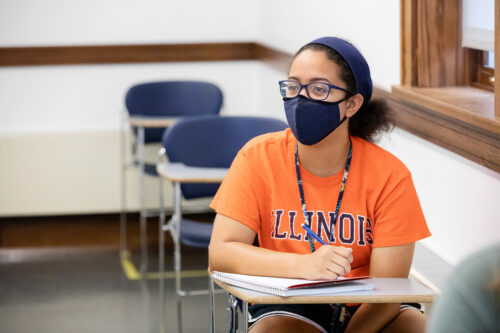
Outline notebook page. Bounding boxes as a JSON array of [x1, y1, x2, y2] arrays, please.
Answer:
[[212, 272, 367, 291], [211, 271, 373, 296]]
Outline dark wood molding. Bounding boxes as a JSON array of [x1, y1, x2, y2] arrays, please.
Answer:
[[253, 43, 293, 73], [0, 42, 297, 68], [0, 42, 256, 66], [0, 212, 215, 247], [379, 87, 500, 173], [391, 85, 498, 132]]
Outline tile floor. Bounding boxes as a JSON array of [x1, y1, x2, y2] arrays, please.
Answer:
[[0, 246, 231, 333]]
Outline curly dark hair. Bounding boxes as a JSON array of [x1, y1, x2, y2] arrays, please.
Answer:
[[295, 43, 395, 142]]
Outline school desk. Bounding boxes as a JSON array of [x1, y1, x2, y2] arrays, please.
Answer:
[[209, 277, 436, 333]]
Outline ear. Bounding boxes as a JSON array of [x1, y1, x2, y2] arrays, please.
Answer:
[[344, 93, 364, 118]]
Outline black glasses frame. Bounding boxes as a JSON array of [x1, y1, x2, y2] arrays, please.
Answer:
[[278, 80, 355, 101]]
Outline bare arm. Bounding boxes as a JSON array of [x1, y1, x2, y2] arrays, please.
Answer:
[[344, 243, 415, 333], [208, 213, 353, 280]]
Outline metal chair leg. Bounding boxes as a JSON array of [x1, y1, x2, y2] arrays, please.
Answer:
[[158, 173, 166, 333], [228, 294, 239, 333], [209, 275, 216, 333], [137, 126, 148, 275], [241, 301, 248, 333], [119, 110, 128, 260], [176, 290, 183, 333], [172, 181, 183, 333], [139, 278, 152, 333], [174, 234, 183, 333]]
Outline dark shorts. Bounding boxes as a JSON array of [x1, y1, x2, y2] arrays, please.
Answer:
[[248, 303, 423, 333]]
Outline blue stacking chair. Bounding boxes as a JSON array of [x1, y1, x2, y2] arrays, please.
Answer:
[[121, 81, 223, 274], [157, 115, 288, 333]]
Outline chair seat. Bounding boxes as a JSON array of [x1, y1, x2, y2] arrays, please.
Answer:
[[180, 219, 213, 248]]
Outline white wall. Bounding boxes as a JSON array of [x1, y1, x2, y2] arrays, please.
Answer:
[[0, 61, 261, 215], [0, 0, 258, 46], [379, 130, 500, 264], [257, 0, 401, 91], [0, 61, 261, 135]]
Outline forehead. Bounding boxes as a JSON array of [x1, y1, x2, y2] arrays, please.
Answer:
[[289, 49, 342, 83]]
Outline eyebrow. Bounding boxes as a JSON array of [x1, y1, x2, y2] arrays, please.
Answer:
[[288, 76, 331, 83]]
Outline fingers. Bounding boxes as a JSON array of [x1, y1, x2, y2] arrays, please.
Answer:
[[323, 246, 352, 277], [330, 254, 352, 274], [334, 246, 353, 263], [322, 269, 339, 280], [327, 260, 351, 276], [305, 245, 353, 280]]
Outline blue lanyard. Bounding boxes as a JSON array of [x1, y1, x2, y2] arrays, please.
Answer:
[[294, 139, 352, 252]]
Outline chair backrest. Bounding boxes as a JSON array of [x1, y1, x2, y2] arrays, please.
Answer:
[[125, 81, 223, 143], [162, 115, 288, 199]]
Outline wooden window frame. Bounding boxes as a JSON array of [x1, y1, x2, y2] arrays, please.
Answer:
[[473, 50, 495, 91], [391, 0, 499, 173]]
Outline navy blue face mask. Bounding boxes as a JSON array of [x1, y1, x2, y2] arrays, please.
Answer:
[[284, 95, 349, 145]]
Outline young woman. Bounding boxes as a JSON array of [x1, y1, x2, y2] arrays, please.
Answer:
[[209, 36, 431, 333]]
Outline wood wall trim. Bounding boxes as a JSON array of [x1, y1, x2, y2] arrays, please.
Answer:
[[0, 42, 256, 66], [0, 42, 297, 68], [377, 88, 500, 173], [253, 43, 293, 73], [0, 41, 498, 172], [391, 85, 498, 133]]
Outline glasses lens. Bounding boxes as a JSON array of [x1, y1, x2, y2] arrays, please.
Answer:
[[306, 83, 330, 100], [280, 81, 301, 98]]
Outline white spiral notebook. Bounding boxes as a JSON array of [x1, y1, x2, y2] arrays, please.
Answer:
[[211, 271, 373, 297]]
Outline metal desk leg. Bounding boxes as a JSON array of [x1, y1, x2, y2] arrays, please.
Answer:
[[209, 275, 215, 333], [242, 300, 248, 333], [158, 174, 166, 333], [119, 111, 128, 260], [172, 181, 183, 333], [228, 294, 238, 333], [137, 126, 148, 275]]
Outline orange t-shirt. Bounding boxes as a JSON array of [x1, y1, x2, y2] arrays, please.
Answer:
[[210, 129, 431, 277]]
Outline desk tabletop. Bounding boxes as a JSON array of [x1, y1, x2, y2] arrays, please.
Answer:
[[213, 278, 435, 304], [127, 116, 179, 128], [157, 162, 228, 183]]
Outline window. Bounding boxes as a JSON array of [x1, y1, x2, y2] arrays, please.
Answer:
[[392, 0, 499, 173], [462, 0, 495, 91], [473, 51, 495, 91]]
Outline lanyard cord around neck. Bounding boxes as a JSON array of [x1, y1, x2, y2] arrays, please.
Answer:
[[295, 139, 353, 252]]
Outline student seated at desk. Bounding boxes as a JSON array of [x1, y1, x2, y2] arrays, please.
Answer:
[[208, 36, 431, 333]]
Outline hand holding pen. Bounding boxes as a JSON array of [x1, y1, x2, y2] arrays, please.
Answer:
[[298, 223, 353, 280]]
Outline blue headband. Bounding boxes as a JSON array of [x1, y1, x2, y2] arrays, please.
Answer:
[[308, 37, 372, 107]]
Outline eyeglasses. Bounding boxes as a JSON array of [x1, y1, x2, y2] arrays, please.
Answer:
[[278, 80, 354, 101]]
